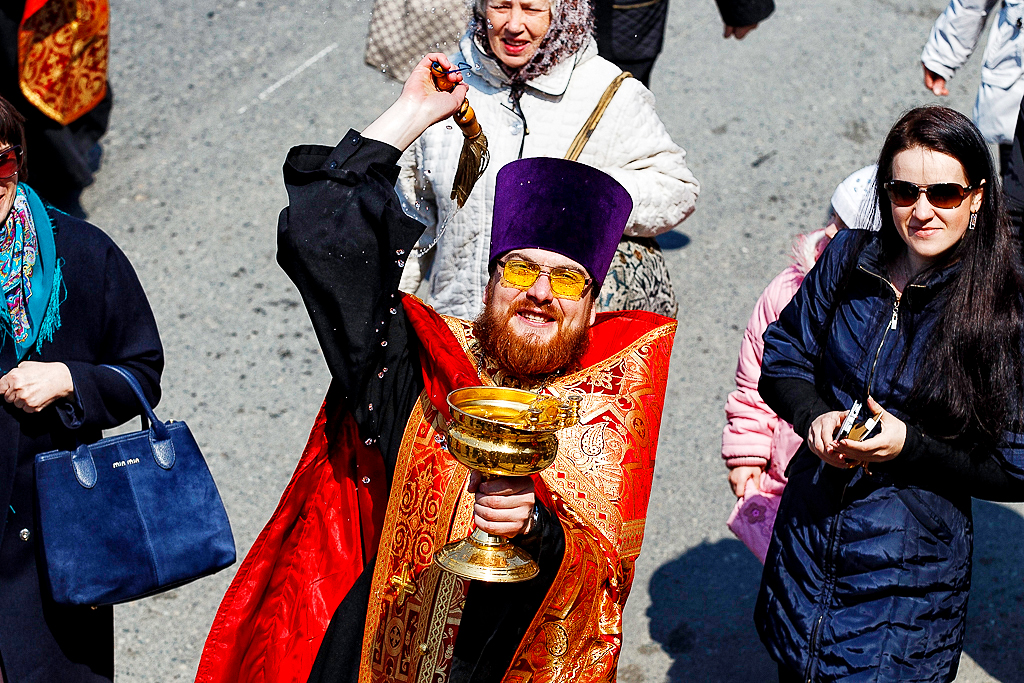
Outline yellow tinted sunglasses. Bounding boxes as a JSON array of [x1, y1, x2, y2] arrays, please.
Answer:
[[497, 258, 592, 300]]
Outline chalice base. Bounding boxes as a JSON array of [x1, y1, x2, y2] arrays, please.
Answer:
[[434, 528, 540, 583]]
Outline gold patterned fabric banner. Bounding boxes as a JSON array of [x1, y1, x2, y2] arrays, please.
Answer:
[[18, 0, 109, 125]]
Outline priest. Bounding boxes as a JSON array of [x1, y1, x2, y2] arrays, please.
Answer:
[[197, 53, 676, 683]]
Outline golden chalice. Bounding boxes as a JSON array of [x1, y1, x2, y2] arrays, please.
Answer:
[[434, 386, 580, 583]]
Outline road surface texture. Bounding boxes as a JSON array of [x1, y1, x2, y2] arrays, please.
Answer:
[[79, 0, 1023, 681]]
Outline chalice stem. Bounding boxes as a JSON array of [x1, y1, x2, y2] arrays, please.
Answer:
[[469, 526, 506, 548]]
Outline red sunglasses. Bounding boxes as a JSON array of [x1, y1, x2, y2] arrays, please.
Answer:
[[0, 146, 23, 180]]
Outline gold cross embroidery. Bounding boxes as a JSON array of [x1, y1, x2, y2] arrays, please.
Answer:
[[390, 563, 416, 605]]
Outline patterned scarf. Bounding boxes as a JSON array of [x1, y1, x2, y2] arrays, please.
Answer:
[[471, 0, 595, 86], [0, 185, 39, 345]]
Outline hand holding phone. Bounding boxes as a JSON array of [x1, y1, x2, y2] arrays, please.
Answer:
[[835, 399, 882, 443]]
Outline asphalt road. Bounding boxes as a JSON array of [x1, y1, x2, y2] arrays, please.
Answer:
[[83, 0, 1024, 681]]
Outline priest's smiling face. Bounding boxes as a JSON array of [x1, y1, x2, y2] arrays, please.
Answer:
[[474, 248, 597, 381]]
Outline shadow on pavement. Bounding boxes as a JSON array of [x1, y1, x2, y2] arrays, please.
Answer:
[[647, 504, 1024, 683], [655, 231, 690, 250], [964, 500, 1024, 683], [646, 539, 776, 682]]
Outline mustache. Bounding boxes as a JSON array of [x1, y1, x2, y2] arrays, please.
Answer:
[[508, 300, 564, 324]]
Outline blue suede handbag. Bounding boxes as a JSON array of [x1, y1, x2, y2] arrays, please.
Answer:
[[34, 365, 236, 606]]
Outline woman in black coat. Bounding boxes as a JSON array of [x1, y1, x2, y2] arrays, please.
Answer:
[[0, 99, 163, 682], [757, 106, 1024, 681]]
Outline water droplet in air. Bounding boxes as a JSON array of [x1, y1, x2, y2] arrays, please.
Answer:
[[446, 125, 453, 130]]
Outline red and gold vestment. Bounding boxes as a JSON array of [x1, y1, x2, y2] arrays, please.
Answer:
[[18, 0, 109, 125], [197, 297, 675, 683]]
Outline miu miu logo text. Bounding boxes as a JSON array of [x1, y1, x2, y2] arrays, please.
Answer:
[[112, 458, 141, 469]]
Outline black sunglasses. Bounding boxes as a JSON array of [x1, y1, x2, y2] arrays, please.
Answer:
[[883, 179, 978, 209], [0, 146, 22, 180]]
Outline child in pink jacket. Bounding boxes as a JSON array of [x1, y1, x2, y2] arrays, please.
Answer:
[[722, 166, 878, 563]]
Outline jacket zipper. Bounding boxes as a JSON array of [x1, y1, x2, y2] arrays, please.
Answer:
[[857, 265, 919, 396], [502, 89, 529, 159], [866, 297, 899, 396], [802, 479, 853, 682], [803, 266, 922, 680]]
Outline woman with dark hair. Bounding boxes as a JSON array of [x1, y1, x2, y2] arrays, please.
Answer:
[[755, 105, 1024, 682], [0, 95, 163, 682]]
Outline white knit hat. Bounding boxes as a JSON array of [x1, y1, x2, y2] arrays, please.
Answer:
[[830, 164, 881, 231]]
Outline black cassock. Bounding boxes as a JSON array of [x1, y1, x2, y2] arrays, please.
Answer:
[[276, 131, 565, 683]]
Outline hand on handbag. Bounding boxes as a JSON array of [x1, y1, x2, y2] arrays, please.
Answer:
[[34, 365, 235, 606], [0, 361, 74, 412]]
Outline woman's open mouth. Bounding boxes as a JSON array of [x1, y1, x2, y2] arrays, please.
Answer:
[[502, 38, 530, 55]]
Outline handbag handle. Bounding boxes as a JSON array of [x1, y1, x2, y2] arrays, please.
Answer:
[[65, 365, 174, 489], [563, 71, 632, 162], [100, 365, 174, 469]]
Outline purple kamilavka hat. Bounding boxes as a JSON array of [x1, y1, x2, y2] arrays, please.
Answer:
[[488, 158, 632, 286]]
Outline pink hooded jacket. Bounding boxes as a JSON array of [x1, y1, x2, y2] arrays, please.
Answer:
[[722, 230, 831, 495]]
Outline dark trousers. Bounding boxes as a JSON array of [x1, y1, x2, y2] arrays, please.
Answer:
[[592, 0, 669, 87]]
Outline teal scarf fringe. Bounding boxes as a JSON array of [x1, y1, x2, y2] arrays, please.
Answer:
[[34, 257, 64, 354]]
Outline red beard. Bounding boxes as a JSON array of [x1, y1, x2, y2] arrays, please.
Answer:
[[473, 299, 591, 382]]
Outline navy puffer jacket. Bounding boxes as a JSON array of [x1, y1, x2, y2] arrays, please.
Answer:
[[756, 229, 1024, 682]]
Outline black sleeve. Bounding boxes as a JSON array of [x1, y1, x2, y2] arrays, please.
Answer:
[[276, 130, 429, 478], [1004, 94, 1024, 243], [758, 375, 831, 441], [59, 240, 163, 430], [880, 427, 1024, 502], [714, 0, 775, 27], [759, 376, 1024, 500]]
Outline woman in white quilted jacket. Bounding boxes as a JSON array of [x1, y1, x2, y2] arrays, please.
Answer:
[[396, 0, 699, 320], [921, 0, 1024, 179]]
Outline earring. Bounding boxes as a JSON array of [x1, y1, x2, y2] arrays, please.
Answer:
[[969, 212, 977, 230]]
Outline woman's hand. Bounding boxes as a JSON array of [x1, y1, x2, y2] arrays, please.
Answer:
[[362, 53, 469, 152], [467, 470, 536, 538], [808, 409, 849, 468], [728, 466, 762, 497], [832, 396, 906, 464], [0, 361, 74, 413]]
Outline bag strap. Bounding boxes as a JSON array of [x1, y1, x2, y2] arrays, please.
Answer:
[[563, 71, 633, 162], [100, 364, 169, 442]]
